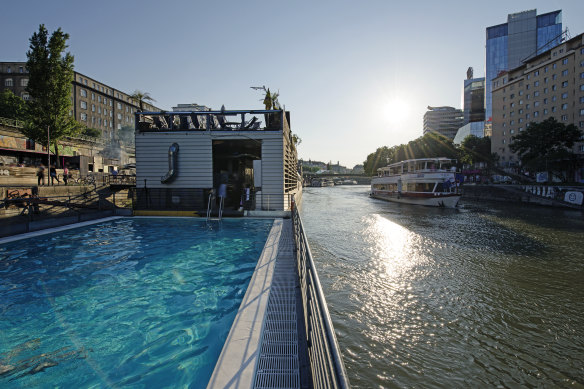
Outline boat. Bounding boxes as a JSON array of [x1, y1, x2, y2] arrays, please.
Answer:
[[370, 157, 461, 208]]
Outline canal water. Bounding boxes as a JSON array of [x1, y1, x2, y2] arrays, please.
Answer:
[[300, 185, 584, 388]]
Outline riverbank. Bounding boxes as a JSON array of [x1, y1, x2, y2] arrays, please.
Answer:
[[462, 183, 584, 209]]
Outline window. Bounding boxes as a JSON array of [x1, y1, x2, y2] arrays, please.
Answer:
[[503, 113, 506, 118], [563, 58, 568, 65], [535, 70, 539, 76], [20, 78, 28, 87], [510, 93, 515, 99], [544, 77, 548, 83], [526, 113, 531, 118], [581, 84, 584, 91], [80, 89, 87, 97], [580, 121, 584, 128], [81, 113, 87, 121], [534, 111, 539, 117], [543, 98, 548, 104], [109, 100, 112, 107], [80, 101, 87, 109], [7, 66, 11, 73], [502, 139, 506, 144], [562, 93, 568, 99], [103, 98, 107, 104], [545, 66, 549, 73], [503, 97, 506, 101], [552, 85, 557, 91], [534, 101, 540, 107], [92, 117, 95, 124], [580, 97, 584, 104], [91, 93, 95, 100], [117, 113, 122, 120], [117, 123, 122, 130], [510, 111, 514, 117], [544, 88, 548, 93], [98, 96, 102, 103], [92, 104, 95, 112], [562, 70, 568, 76], [526, 104, 530, 109], [552, 106, 556, 112], [19, 66, 24, 73], [534, 91, 539, 97], [580, 145, 584, 152], [519, 118, 523, 123], [534, 81, 539, 87], [22, 93, 30, 101], [4, 78, 13, 86], [561, 115, 568, 121], [552, 96, 557, 102], [552, 74, 557, 80], [519, 109, 523, 114], [511, 102, 515, 108], [109, 111, 113, 117], [510, 129, 515, 134], [544, 109, 548, 115], [581, 109, 584, 116], [510, 120, 515, 125], [562, 103, 568, 110], [553, 63, 557, 69], [581, 72, 584, 79], [519, 100, 523, 105], [117, 102, 122, 109], [562, 81, 568, 88], [98, 107, 101, 114], [84, 79, 88, 85], [526, 84, 530, 90]]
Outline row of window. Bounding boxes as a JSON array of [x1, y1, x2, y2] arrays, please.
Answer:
[[3, 66, 25, 74], [3, 78, 28, 87], [77, 76, 137, 105]]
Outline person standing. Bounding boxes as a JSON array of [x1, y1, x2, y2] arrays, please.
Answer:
[[63, 165, 69, 185], [37, 164, 45, 186]]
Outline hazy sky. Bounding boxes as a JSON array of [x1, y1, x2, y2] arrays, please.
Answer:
[[2, 0, 584, 167]]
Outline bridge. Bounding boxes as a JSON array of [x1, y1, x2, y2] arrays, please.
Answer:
[[302, 172, 371, 185]]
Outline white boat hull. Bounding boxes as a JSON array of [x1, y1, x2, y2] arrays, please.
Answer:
[[370, 191, 461, 208]]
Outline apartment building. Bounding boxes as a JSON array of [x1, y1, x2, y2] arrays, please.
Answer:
[[491, 33, 584, 166], [0, 62, 159, 139]]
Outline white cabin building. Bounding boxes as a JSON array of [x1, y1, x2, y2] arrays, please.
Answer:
[[134, 109, 300, 215]]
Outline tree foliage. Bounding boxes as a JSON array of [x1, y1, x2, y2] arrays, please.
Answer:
[[509, 117, 582, 172], [82, 127, 101, 138], [459, 135, 493, 166], [130, 90, 155, 112], [363, 132, 458, 175], [0, 90, 26, 120], [23, 25, 78, 145]]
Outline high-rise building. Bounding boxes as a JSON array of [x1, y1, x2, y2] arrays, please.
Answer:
[[423, 106, 463, 139], [485, 9, 562, 121], [463, 77, 485, 124], [491, 33, 584, 167]]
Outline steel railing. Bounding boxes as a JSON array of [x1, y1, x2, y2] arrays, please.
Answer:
[[292, 203, 350, 389]]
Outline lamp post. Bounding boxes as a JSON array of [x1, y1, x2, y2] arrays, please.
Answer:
[[47, 125, 50, 186]]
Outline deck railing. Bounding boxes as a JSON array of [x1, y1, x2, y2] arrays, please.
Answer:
[[292, 203, 350, 389]]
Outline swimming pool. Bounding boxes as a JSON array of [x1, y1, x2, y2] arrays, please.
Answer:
[[0, 217, 274, 388]]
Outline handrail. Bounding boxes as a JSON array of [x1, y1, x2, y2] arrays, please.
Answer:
[[292, 202, 350, 389], [206, 192, 213, 220]]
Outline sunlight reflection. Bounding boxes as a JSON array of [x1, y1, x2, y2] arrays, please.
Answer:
[[364, 214, 423, 278]]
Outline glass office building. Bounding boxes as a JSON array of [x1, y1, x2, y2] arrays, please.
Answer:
[[463, 77, 485, 125], [485, 9, 562, 120]]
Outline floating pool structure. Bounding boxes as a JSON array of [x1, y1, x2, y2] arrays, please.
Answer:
[[0, 217, 273, 387]]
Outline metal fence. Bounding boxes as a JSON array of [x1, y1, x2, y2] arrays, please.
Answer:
[[292, 204, 350, 389]]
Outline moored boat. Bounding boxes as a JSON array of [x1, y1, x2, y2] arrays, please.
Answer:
[[370, 157, 461, 208]]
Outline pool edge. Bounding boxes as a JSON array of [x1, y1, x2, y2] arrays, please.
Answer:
[[206, 218, 283, 389]]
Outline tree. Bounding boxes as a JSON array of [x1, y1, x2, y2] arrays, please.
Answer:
[[0, 90, 26, 120], [459, 135, 493, 166], [23, 24, 78, 167], [82, 127, 101, 138], [130, 90, 155, 112], [509, 117, 582, 180]]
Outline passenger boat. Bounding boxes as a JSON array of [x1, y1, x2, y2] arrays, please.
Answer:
[[370, 157, 461, 208]]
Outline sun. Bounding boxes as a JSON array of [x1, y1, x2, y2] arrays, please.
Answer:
[[383, 98, 411, 125]]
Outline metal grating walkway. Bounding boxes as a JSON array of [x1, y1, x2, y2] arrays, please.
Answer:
[[254, 219, 305, 389]]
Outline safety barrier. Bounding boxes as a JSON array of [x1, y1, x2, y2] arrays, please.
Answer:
[[292, 204, 350, 389]]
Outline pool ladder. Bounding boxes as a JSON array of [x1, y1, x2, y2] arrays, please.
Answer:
[[206, 193, 224, 221]]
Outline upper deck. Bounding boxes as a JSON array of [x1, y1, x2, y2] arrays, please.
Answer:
[[377, 158, 457, 177]]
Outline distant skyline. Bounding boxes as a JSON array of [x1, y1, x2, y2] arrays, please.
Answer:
[[1, 1, 584, 167]]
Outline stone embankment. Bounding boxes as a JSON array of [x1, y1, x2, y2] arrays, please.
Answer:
[[462, 184, 583, 209]]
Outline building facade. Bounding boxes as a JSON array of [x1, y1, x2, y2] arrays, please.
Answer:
[[491, 33, 584, 166], [0, 62, 159, 140], [486, 9, 562, 121], [453, 122, 486, 145], [423, 106, 463, 139], [463, 77, 485, 124]]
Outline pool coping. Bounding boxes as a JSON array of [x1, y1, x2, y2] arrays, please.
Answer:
[[0, 216, 125, 244], [206, 218, 283, 389]]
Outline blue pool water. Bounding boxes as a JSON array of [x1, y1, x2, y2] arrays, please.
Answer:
[[0, 217, 274, 388]]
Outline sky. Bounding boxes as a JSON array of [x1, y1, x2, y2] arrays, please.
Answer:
[[2, 0, 584, 168]]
